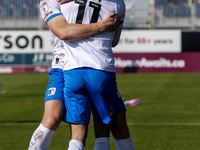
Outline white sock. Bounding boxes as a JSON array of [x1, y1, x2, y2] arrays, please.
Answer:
[[68, 139, 84, 150], [115, 137, 134, 150], [94, 137, 110, 150], [28, 123, 55, 150]]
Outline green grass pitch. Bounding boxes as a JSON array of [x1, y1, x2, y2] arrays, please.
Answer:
[[0, 73, 200, 150]]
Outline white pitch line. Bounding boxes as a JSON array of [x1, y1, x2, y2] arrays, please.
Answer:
[[127, 122, 200, 126], [0, 90, 7, 94], [0, 123, 39, 126], [1, 122, 200, 126]]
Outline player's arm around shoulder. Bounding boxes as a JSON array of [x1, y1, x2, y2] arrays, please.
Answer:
[[46, 15, 70, 40], [47, 13, 120, 41]]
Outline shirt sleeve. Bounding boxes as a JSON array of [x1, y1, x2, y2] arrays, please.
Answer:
[[40, 0, 63, 24], [112, 0, 125, 47]]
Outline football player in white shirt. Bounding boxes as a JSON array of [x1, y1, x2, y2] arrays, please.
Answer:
[[38, 0, 134, 150], [28, 1, 121, 150], [37, 0, 134, 150]]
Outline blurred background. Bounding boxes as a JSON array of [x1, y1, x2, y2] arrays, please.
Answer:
[[1, 0, 200, 73], [0, 0, 200, 30]]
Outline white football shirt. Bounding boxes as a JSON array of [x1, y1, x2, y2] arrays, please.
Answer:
[[40, 0, 125, 72], [51, 32, 67, 69]]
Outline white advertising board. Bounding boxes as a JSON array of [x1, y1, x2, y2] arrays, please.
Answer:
[[113, 30, 181, 53], [0, 31, 53, 53], [0, 30, 181, 53]]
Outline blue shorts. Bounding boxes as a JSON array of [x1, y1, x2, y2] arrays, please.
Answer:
[[44, 68, 64, 103], [63, 68, 126, 125]]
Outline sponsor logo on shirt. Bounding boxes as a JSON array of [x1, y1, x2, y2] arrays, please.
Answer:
[[41, 2, 49, 14]]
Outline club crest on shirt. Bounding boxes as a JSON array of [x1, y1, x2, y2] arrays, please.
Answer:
[[48, 87, 56, 96]]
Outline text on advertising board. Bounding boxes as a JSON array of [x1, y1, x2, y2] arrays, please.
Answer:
[[0, 31, 53, 52], [0, 35, 42, 49]]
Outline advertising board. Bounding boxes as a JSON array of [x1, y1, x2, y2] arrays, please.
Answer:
[[0, 30, 199, 73], [113, 30, 181, 53], [0, 31, 53, 73], [114, 53, 200, 73]]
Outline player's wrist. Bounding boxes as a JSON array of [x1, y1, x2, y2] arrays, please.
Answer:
[[99, 22, 106, 32]]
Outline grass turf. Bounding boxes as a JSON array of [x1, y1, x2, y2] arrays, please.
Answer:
[[0, 73, 200, 150]]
